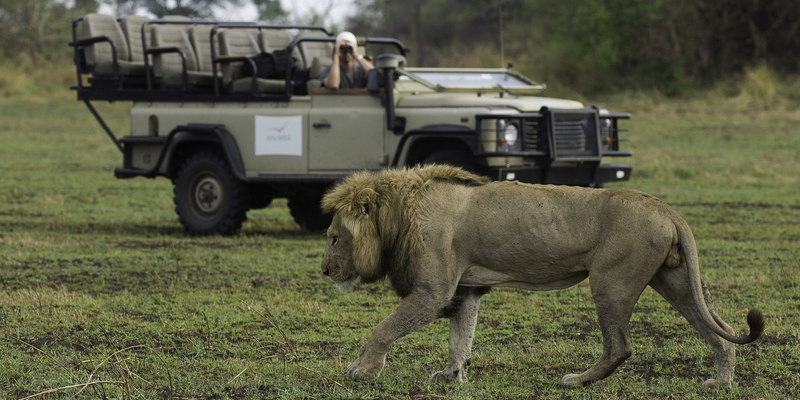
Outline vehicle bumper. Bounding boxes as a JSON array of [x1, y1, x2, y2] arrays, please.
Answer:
[[488, 164, 632, 186]]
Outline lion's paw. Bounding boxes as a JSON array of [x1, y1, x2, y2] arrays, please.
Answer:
[[347, 357, 384, 382], [562, 374, 584, 386], [702, 378, 732, 389], [430, 369, 467, 383]]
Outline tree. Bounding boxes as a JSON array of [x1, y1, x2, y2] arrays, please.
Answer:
[[346, 0, 800, 93], [0, 0, 97, 63], [253, 0, 287, 23], [102, 0, 242, 19], [347, 0, 510, 67]]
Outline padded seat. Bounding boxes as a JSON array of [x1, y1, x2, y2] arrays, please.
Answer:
[[297, 32, 333, 71], [217, 29, 284, 94], [150, 23, 216, 87], [306, 56, 324, 92], [258, 29, 304, 68], [81, 13, 145, 76], [120, 15, 150, 64], [189, 24, 218, 73]]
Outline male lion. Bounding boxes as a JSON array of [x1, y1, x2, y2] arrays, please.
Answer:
[[320, 165, 763, 387]]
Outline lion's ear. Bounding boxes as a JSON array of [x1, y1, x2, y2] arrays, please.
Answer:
[[353, 188, 378, 215]]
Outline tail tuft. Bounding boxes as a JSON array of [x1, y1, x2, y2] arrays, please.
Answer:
[[744, 308, 765, 343]]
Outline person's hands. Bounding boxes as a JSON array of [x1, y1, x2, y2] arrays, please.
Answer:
[[334, 39, 356, 61], [333, 39, 343, 57]]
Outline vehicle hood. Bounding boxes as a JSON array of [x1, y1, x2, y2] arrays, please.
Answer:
[[396, 93, 584, 112]]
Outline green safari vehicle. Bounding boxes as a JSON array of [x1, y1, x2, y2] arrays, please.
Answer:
[[69, 14, 632, 235]]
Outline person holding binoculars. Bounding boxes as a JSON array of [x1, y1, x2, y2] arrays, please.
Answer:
[[320, 31, 374, 89]]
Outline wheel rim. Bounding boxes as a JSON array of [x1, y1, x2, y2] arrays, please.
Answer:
[[192, 174, 223, 217]]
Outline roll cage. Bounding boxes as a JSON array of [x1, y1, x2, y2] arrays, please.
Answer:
[[69, 16, 408, 103]]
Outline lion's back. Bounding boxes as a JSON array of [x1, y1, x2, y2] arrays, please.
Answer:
[[421, 181, 680, 258]]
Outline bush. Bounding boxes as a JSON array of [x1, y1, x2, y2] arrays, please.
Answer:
[[0, 58, 76, 102]]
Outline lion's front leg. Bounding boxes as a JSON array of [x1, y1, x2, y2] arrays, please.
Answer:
[[430, 288, 484, 383], [348, 292, 446, 382], [347, 345, 387, 382]]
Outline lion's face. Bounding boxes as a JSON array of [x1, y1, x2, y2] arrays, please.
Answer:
[[322, 214, 358, 291], [321, 167, 483, 297]]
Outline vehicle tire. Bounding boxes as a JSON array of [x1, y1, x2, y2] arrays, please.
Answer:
[[423, 148, 484, 175], [288, 185, 332, 231], [173, 152, 249, 235]]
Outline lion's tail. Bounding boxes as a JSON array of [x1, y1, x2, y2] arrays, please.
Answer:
[[675, 217, 765, 345]]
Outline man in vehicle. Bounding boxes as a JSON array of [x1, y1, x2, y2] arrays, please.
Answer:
[[320, 31, 374, 89]]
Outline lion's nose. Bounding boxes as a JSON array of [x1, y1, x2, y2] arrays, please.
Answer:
[[322, 268, 330, 276]]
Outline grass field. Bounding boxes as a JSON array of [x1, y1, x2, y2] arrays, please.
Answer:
[[1, 70, 799, 399]]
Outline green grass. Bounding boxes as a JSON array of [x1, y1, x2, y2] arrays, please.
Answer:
[[1, 68, 799, 399]]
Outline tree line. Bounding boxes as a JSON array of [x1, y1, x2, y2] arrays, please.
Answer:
[[347, 0, 800, 93], [0, 0, 287, 64], [2, 0, 798, 94]]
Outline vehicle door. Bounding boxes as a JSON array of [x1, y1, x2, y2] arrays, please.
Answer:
[[308, 89, 386, 171]]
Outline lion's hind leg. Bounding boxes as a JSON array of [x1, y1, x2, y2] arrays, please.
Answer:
[[649, 267, 736, 388], [562, 273, 649, 386], [430, 286, 489, 383]]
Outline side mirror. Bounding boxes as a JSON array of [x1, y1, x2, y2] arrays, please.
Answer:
[[373, 54, 404, 135], [375, 54, 402, 70]]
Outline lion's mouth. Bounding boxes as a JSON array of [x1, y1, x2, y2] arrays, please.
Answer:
[[333, 277, 357, 292]]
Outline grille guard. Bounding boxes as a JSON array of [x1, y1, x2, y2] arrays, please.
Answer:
[[475, 107, 630, 162]]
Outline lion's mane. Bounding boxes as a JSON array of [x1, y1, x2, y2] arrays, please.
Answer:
[[321, 165, 489, 297]]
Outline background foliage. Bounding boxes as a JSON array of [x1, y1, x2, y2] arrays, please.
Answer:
[[102, 0, 243, 19], [348, 0, 800, 94], [2, 0, 799, 94], [0, 0, 95, 64]]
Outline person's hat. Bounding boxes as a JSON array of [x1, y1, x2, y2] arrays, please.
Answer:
[[336, 31, 357, 45]]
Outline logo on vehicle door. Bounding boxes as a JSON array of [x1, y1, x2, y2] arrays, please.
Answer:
[[255, 115, 303, 156]]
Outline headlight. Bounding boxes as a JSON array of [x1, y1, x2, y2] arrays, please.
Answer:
[[496, 119, 520, 150], [602, 118, 612, 148], [504, 123, 519, 146]]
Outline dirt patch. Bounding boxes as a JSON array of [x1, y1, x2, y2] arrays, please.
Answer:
[[634, 355, 712, 376], [758, 334, 799, 345], [117, 241, 236, 250], [252, 276, 292, 288], [409, 389, 451, 399]]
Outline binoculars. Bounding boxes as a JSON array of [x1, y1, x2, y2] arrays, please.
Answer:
[[339, 45, 353, 54]]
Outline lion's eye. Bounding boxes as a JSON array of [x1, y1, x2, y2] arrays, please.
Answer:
[[331, 236, 338, 246]]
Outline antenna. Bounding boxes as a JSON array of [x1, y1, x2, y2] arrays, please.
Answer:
[[499, 5, 505, 68]]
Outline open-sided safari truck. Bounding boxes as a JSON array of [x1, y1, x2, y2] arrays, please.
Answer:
[[69, 13, 632, 235]]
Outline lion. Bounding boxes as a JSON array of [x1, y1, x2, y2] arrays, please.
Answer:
[[320, 165, 763, 387]]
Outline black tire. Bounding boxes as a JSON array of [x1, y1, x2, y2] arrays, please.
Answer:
[[423, 148, 484, 175], [288, 185, 332, 231], [173, 152, 249, 235]]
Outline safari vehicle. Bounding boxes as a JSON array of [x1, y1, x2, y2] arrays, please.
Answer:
[[69, 13, 632, 235]]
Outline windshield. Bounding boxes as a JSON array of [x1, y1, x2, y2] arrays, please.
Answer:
[[411, 71, 532, 88]]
